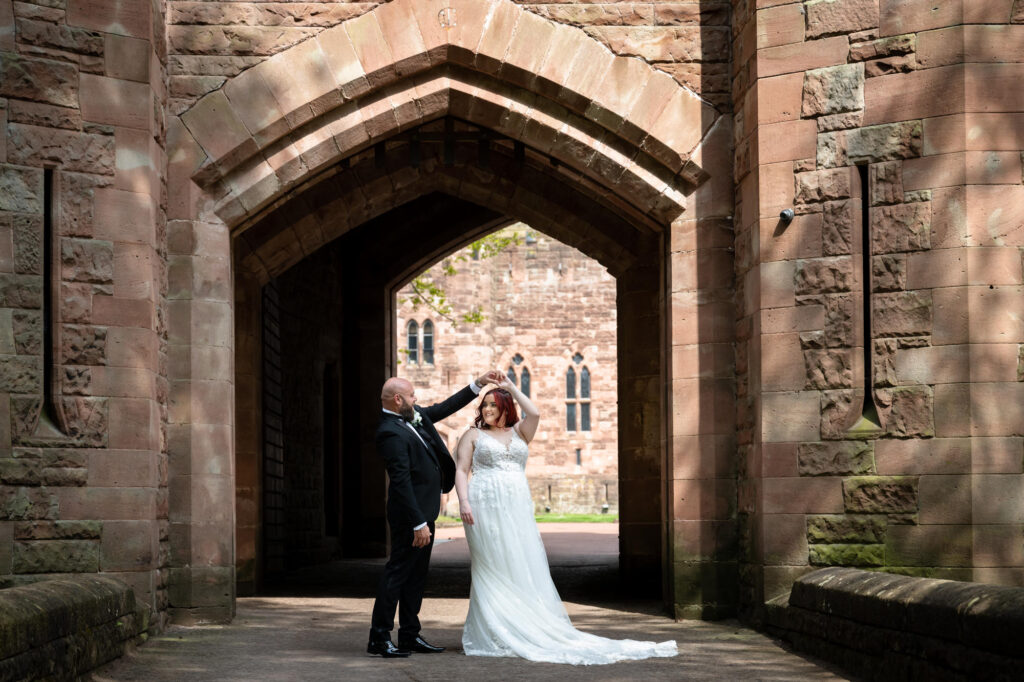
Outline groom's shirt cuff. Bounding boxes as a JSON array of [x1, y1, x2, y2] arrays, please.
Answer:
[[413, 522, 427, 531], [469, 381, 482, 395]]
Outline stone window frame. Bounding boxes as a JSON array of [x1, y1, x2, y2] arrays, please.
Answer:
[[406, 320, 419, 365], [506, 353, 529, 397], [565, 355, 592, 432]]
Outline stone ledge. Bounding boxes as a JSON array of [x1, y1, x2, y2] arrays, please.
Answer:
[[764, 567, 1024, 680], [0, 575, 148, 680]]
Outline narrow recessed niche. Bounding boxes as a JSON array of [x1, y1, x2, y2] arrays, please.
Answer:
[[849, 164, 882, 435]]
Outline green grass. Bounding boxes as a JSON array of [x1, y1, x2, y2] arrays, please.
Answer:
[[535, 513, 618, 523], [437, 513, 618, 525]]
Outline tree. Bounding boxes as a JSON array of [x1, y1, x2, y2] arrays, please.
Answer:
[[403, 229, 522, 325]]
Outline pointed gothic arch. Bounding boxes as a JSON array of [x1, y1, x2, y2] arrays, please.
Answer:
[[167, 0, 735, 622]]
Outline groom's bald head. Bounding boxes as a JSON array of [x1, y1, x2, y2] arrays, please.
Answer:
[[381, 377, 413, 408]]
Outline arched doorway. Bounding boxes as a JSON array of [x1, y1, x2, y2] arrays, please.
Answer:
[[167, 0, 734, 622]]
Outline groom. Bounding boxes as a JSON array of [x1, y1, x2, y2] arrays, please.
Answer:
[[368, 371, 498, 657]]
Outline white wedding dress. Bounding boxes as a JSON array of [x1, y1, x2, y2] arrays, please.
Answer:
[[462, 428, 678, 664]]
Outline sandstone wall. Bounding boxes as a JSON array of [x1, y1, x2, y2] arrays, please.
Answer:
[[165, 1, 732, 114], [0, 0, 172, 626], [396, 224, 619, 515], [733, 0, 1024, 610]]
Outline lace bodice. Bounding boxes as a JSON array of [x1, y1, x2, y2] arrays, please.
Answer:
[[471, 429, 528, 473]]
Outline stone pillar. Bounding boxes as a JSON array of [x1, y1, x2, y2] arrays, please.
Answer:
[[166, 114, 236, 622], [617, 243, 666, 597]]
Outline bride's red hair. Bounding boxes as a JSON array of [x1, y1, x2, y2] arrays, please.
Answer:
[[474, 388, 519, 428]]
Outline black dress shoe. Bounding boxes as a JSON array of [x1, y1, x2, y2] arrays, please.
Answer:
[[367, 639, 410, 658], [397, 636, 445, 653]]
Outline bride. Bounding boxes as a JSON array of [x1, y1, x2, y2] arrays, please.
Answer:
[[453, 374, 677, 664]]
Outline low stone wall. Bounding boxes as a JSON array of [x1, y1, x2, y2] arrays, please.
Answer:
[[0, 576, 148, 681], [764, 567, 1024, 680]]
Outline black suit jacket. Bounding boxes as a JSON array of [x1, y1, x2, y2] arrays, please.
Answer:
[[376, 385, 475, 529]]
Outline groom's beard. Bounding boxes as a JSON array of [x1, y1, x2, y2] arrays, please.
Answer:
[[397, 398, 415, 422]]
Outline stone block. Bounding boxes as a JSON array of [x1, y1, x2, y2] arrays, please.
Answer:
[[673, 519, 738, 563], [885, 524, 972, 567], [798, 441, 874, 476], [762, 391, 822, 443], [877, 385, 934, 437], [79, 74, 150, 131], [757, 72, 805, 125], [93, 188, 155, 246], [758, 118, 818, 164], [757, 4, 805, 48], [875, 438, 971, 476], [965, 186, 1024, 248], [973, 525, 1024, 568], [795, 256, 854, 295], [0, 167, 43, 214], [795, 167, 853, 204], [14, 520, 101, 540], [100, 520, 155, 571], [891, 344, 967, 386], [802, 63, 865, 117], [0, 356, 41, 394], [12, 539, 99, 573], [68, 0, 150, 39], [807, 514, 886, 544], [972, 382, 1024, 438], [918, 474, 972, 524], [764, 477, 845, 514], [874, 291, 932, 338], [968, 287, 1024, 344], [107, 397, 156, 450], [872, 254, 906, 291], [0, 53, 79, 108], [864, 65, 963, 126], [971, 437, 1023, 474], [809, 543, 884, 566], [806, 0, 879, 39], [823, 294, 857, 348], [761, 305, 826, 335], [879, 0, 963, 36], [761, 332, 805, 391], [61, 238, 114, 284], [762, 514, 809, 565], [843, 475, 918, 513], [87, 450, 156, 487], [864, 53, 918, 78], [847, 121, 922, 165], [6, 124, 116, 176], [672, 478, 736, 521], [804, 348, 854, 390], [56, 486, 155, 521], [104, 33, 149, 83], [850, 33, 915, 61], [757, 35, 850, 79], [966, 64, 1024, 115]]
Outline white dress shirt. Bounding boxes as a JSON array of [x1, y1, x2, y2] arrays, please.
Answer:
[[382, 382, 482, 531]]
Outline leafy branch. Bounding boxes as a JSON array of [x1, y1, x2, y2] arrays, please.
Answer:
[[402, 230, 523, 325]]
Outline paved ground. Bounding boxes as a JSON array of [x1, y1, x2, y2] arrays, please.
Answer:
[[90, 524, 853, 681]]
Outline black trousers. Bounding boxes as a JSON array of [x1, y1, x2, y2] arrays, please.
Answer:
[[369, 521, 435, 640]]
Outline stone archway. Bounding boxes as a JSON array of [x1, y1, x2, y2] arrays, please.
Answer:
[[167, 0, 734, 622]]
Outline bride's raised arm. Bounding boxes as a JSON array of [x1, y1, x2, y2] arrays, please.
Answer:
[[454, 429, 476, 526], [497, 373, 540, 443]]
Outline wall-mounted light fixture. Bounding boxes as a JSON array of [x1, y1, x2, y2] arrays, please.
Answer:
[[779, 208, 795, 223]]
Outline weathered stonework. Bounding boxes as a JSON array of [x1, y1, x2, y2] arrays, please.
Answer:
[[843, 476, 919, 514], [807, 513, 886, 544], [798, 441, 874, 476], [802, 63, 865, 117]]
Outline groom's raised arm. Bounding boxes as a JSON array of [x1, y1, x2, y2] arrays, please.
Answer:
[[377, 428, 425, 527], [420, 384, 477, 424]]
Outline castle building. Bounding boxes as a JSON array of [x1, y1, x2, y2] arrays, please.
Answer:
[[395, 224, 619, 516], [0, 0, 1022, 632]]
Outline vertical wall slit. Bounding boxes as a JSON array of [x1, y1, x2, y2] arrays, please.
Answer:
[[853, 164, 881, 431], [36, 167, 65, 437]]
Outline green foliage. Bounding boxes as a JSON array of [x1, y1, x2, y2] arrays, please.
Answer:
[[402, 230, 522, 325], [535, 513, 619, 523]]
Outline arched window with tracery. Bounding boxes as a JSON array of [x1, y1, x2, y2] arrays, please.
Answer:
[[407, 320, 419, 365], [520, 367, 530, 398], [422, 320, 434, 365]]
